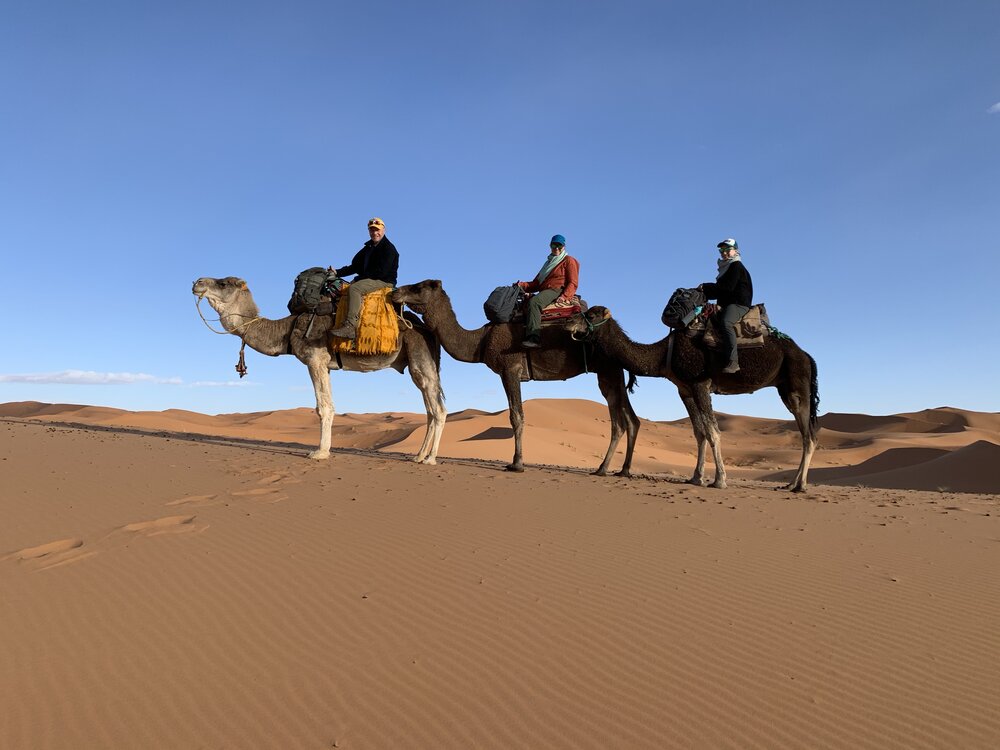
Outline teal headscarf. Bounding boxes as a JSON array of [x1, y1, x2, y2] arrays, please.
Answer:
[[534, 249, 568, 284]]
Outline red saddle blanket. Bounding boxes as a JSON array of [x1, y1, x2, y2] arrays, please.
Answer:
[[510, 296, 587, 325]]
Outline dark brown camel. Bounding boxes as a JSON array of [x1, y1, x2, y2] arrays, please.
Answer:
[[567, 307, 820, 491], [391, 280, 640, 475]]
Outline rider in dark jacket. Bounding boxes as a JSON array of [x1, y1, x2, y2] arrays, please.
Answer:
[[700, 238, 752, 373], [329, 217, 399, 340]]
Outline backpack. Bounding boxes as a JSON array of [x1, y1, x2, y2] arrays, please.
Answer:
[[484, 284, 525, 323], [661, 287, 707, 329], [287, 267, 340, 314]]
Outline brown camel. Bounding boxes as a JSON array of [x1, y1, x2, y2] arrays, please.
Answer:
[[567, 307, 820, 491], [192, 276, 446, 463], [391, 280, 639, 475]]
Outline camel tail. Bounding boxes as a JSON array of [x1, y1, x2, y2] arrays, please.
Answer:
[[626, 371, 638, 394], [808, 353, 820, 435]]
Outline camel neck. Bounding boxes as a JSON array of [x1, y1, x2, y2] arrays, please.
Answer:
[[423, 293, 488, 363], [223, 313, 296, 357], [597, 322, 672, 377]]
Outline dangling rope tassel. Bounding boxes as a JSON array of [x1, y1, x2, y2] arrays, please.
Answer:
[[236, 340, 248, 378]]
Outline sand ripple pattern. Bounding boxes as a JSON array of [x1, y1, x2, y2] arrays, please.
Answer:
[[1, 419, 999, 748]]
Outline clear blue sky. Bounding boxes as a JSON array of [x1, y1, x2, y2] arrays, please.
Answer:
[[2, 0, 998, 420]]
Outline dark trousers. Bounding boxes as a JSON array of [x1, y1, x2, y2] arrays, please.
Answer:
[[721, 304, 750, 365], [525, 289, 561, 337]]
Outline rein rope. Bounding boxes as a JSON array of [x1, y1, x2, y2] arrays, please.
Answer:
[[195, 296, 263, 378], [570, 314, 610, 374]]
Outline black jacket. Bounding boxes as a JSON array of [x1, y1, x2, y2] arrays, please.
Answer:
[[702, 260, 752, 308], [336, 237, 399, 286]]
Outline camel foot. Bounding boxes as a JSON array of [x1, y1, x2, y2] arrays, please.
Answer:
[[421, 457, 438, 466], [307, 449, 330, 460], [505, 463, 525, 473], [687, 477, 705, 487], [711, 481, 728, 489], [615, 469, 632, 479], [788, 484, 806, 493], [591, 468, 608, 477]]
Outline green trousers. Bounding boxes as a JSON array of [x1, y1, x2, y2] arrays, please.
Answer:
[[525, 288, 561, 337]]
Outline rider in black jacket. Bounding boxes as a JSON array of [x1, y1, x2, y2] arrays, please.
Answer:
[[700, 238, 752, 373], [329, 217, 399, 340]]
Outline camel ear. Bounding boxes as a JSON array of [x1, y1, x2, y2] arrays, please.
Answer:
[[237, 280, 247, 290], [602, 309, 612, 319]]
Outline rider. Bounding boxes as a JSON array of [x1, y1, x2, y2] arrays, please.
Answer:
[[329, 217, 399, 340], [700, 238, 752, 373], [516, 234, 579, 348]]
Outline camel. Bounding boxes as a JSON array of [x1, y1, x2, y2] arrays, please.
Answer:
[[567, 307, 820, 491], [391, 280, 639, 475], [192, 276, 446, 463]]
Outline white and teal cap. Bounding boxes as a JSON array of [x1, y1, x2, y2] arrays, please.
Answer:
[[717, 238, 738, 250]]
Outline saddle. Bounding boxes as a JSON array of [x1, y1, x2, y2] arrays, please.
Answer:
[[686, 304, 770, 349], [328, 285, 401, 356], [509, 295, 588, 326]]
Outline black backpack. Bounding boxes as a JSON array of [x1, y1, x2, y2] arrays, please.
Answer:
[[661, 287, 707, 329], [287, 267, 339, 314], [484, 284, 524, 323]]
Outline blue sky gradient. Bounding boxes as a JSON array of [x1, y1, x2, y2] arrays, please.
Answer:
[[2, 1, 998, 420]]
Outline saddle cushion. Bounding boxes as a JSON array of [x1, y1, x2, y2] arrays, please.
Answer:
[[329, 286, 401, 356], [687, 303, 769, 349], [509, 296, 588, 326]]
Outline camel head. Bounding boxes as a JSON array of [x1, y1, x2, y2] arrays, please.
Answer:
[[392, 279, 443, 315], [192, 276, 260, 320], [568, 306, 613, 340]]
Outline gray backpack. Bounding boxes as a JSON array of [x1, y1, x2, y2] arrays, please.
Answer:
[[287, 267, 340, 314], [661, 287, 707, 329], [484, 284, 524, 323]]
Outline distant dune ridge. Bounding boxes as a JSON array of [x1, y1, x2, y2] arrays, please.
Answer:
[[2, 399, 997, 494]]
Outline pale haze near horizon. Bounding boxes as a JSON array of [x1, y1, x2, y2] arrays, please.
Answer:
[[2, 1, 998, 421]]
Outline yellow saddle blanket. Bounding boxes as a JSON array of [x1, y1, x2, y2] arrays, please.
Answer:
[[329, 287, 401, 356]]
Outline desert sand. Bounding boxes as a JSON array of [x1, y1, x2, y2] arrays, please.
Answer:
[[2, 400, 999, 748]]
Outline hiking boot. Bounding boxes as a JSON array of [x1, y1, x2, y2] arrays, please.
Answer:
[[522, 335, 541, 349], [330, 322, 357, 340], [722, 361, 740, 374]]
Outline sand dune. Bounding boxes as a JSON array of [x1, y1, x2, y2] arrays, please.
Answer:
[[1, 410, 999, 749], [3, 399, 997, 493]]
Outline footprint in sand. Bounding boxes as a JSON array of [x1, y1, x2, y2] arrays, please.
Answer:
[[11, 538, 83, 560], [122, 515, 203, 537], [5, 538, 94, 571], [229, 487, 286, 503], [166, 493, 219, 507]]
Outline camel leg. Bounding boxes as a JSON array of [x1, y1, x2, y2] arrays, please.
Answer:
[[620, 383, 640, 478], [678, 386, 708, 485], [778, 384, 817, 492], [308, 355, 334, 460], [593, 369, 626, 477], [407, 357, 446, 465], [693, 382, 727, 488], [500, 369, 525, 472]]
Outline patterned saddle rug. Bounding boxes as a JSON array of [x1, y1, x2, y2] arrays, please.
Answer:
[[686, 303, 769, 349], [509, 295, 588, 326]]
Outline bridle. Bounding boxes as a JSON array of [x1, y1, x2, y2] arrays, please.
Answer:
[[195, 295, 263, 378], [569, 313, 609, 342]]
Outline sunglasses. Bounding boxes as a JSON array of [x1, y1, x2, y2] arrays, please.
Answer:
[[550, 243, 564, 249]]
